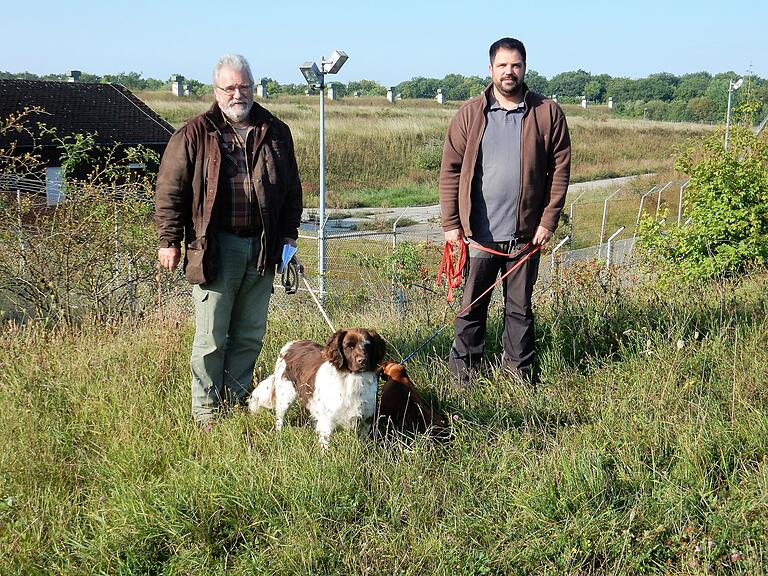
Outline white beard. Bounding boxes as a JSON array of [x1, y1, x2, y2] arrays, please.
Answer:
[[222, 99, 253, 123]]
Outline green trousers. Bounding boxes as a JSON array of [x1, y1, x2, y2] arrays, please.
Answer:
[[190, 232, 274, 423]]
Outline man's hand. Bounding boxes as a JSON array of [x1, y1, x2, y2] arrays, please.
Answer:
[[531, 226, 553, 246], [282, 237, 297, 248], [158, 247, 181, 271], [444, 228, 465, 246]]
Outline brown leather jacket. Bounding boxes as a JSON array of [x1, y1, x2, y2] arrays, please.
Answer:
[[439, 83, 571, 240], [154, 102, 302, 284]]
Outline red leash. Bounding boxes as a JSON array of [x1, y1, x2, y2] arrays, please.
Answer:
[[450, 242, 541, 319], [435, 241, 467, 302], [402, 240, 541, 364]]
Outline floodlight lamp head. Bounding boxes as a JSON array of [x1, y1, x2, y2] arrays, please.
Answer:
[[321, 50, 348, 75], [732, 78, 744, 90], [299, 61, 321, 85]]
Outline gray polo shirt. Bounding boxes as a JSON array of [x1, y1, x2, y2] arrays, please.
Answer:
[[469, 94, 526, 242]]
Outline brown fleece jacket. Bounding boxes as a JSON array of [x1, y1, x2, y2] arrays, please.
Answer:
[[439, 83, 571, 240]]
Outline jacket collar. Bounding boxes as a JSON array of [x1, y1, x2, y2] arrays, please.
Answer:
[[482, 81, 531, 111]]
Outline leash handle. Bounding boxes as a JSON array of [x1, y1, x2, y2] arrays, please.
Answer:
[[435, 240, 467, 302]]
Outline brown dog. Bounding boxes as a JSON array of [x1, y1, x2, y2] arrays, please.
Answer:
[[376, 360, 450, 440]]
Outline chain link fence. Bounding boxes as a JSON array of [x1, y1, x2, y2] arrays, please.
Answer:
[[1, 173, 683, 324]]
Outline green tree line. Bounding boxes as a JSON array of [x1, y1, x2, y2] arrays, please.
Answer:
[[3, 68, 766, 124]]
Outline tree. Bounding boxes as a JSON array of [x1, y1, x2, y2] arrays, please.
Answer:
[[584, 80, 604, 103], [685, 97, 716, 122], [605, 77, 639, 103], [636, 73, 678, 102], [674, 72, 712, 101], [524, 69, 548, 95], [347, 79, 386, 96], [102, 71, 145, 89], [397, 76, 440, 99], [548, 69, 591, 100]]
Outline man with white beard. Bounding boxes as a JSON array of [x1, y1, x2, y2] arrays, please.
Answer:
[[154, 54, 303, 429]]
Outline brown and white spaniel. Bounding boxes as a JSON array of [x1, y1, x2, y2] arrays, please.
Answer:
[[249, 328, 386, 448]]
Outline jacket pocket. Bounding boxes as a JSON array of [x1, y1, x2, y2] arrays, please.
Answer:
[[184, 235, 219, 285]]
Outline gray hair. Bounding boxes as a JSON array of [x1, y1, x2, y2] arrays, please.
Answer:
[[213, 54, 254, 85]]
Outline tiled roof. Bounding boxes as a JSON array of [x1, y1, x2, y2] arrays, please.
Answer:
[[0, 79, 174, 148]]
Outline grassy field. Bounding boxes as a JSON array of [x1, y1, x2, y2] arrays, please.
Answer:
[[141, 93, 711, 209], [3, 90, 759, 575], [2, 264, 767, 574]]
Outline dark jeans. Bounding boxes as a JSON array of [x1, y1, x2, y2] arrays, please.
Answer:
[[449, 241, 540, 380]]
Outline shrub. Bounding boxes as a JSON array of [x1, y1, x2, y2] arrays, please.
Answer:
[[636, 125, 768, 282], [413, 137, 444, 171]]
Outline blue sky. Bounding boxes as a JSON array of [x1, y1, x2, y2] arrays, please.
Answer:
[[2, 0, 765, 85]]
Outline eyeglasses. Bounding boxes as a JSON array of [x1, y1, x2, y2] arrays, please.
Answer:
[[215, 83, 253, 95]]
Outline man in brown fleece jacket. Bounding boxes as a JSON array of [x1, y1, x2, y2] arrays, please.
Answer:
[[439, 37, 571, 386]]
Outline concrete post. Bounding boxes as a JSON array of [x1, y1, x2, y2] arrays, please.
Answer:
[[68, 70, 81, 83], [608, 96, 614, 110], [171, 75, 184, 97], [256, 79, 268, 98], [327, 85, 336, 100], [387, 87, 395, 103], [551, 94, 558, 103], [436, 88, 445, 104], [581, 96, 588, 109]]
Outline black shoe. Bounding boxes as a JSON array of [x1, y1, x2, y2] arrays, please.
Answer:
[[502, 364, 536, 387], [449, 348, 481, 388]]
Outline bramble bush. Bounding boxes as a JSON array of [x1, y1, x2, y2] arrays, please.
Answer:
[[636, 119, 768, 282], [0, 113, 162, 324]]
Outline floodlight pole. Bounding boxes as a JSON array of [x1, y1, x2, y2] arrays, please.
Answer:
[[299, 52, 348, 301], [725, 78, 743, 151], [318, 73, 327, 299]]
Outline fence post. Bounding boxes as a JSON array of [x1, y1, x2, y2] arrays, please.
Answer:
[[678, 180, 689, 225], [391, 207, 409, 251], [633, 184, 658, 240], [551, 236, 570, 272], [391, 207, 409, 312], [655, 181, 672, 214], [113, 186, 120, 275], [606, 226, 625, 269], [567, 189, 588, 248], [599, 188, 622, 258]]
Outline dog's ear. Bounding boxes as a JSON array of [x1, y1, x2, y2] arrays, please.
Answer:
[[369, 330, 387, 365], [386, 363, 408, 382], [324, 330, 347, 369], [377, 359, 391, 379]]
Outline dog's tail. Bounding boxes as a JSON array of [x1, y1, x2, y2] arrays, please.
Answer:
[[249, 375, 276, 412]]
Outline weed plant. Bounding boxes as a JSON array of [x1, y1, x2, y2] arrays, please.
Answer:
[[2, 265, 767, 574]]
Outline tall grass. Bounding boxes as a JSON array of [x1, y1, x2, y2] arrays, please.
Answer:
[[2, 266, 767, 574], [141, 95, 712, 208]]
